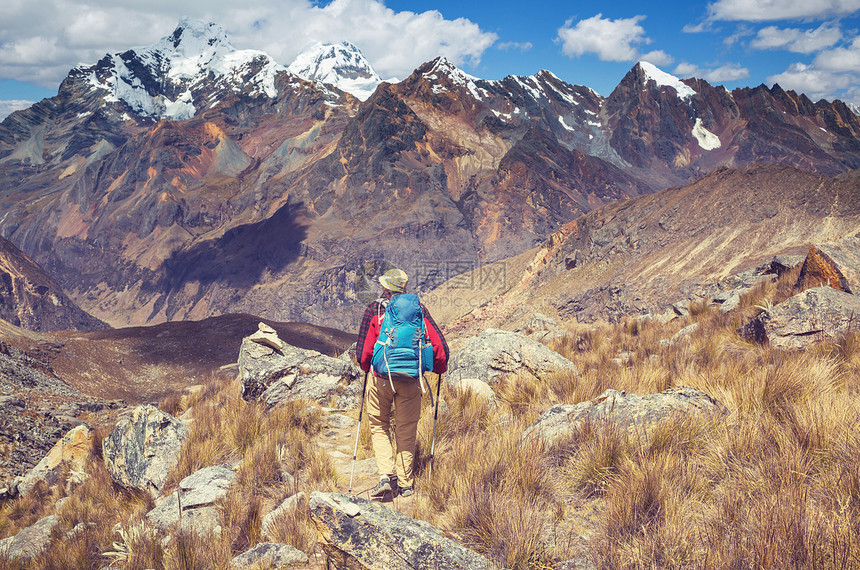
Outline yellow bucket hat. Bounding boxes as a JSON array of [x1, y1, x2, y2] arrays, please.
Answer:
[[378, 268, 408, 292]]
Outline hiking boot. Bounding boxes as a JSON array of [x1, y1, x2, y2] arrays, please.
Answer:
[[398, 486, 413, 498], [370, 476, 392, 500]]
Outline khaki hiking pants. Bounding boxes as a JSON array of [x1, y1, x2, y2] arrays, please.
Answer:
[[366, 373, 422, 488]]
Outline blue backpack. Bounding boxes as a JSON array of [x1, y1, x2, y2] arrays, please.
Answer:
[[371, 294, 434, 382]]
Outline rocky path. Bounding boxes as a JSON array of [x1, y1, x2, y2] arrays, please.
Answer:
[[317, 409, 417, 512]]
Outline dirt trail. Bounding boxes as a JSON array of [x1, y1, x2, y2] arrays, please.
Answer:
[[317, 409, 417, 513]]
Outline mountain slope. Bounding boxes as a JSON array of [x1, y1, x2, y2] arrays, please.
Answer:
[[429, 164, 860, 332], [0, 236, 107, 332], [0, 21, 859, 331]]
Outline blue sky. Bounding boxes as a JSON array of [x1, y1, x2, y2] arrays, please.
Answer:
[[2, 0, 859, 119]]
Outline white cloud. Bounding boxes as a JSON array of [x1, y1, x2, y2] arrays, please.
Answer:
[[682, 22, 712, 33], [640, 50, 674, 66], [0, 0, 497, 89], [556, 14, 671, 64], [750, 22, 842, 53], [0, 99, 34, 120], [723, 25, 755, 47], [814, 36, 860, 71], [707, 0, 860, 21], [674, 62, 750, 82], [768, 62, 855, 100], [497, 41, 533, 52]]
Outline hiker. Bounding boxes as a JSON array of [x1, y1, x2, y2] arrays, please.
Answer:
[[356, 268, 449, 499]]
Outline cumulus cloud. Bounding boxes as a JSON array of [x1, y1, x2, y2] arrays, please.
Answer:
[[814, 36, 860, 71], [556, 14, 671, 64], [707, 0, 860, 21], [674, 62, 750, 82], [751, 22, 842, 53], [0, 0, 497, 89], [0, 100, 34, 120], [768, 62, 856, 100]]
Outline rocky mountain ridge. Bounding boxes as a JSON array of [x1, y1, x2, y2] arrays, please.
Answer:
[[0, 236, 106, 333], [1, 19, 859, 331], [429, 163, 860, 333]]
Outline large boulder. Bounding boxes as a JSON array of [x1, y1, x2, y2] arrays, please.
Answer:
[[262, 492, 306, 541], [794, 237, 860, 294], [309, 492, 493, 569], [749, 286, 860, 349], [16, 424, 93, 496], [102, 405, 189, 498], [232, 543, 309, 568], [446, 329, 578, 388], [146, 465, 236, 534], [523, 387, 726, 446], [239, 323, 362, 409], [514, 313, 570, 344], [0, 514, 58, 561]]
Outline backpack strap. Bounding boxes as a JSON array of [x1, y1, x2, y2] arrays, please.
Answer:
[[374, 296, 396, 392]]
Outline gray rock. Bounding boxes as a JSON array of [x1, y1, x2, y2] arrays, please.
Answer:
[[146, 465, 236, 534], [672, 323, 699, 342], [764, 254, 806, 276], [102, 405, 189, 498], [446, 329, 578, 388], [309, 492, 494, 569], [671, 300, 691, 317], [795, 237, 860, 294], [523, 387, 726, 446], [0, 395, 24, 410], [0, 514, 58, 560], [718, 292, 742, 313], [515, 313, 570, 345], [17, 423, 94, 496], [239, 326, 362, 409], [324, 414, 357, 429], [262, 492, 307, 541], [232, 542, 309, 568], [453, 377, 497, 404], [752, 286, 860, 349]]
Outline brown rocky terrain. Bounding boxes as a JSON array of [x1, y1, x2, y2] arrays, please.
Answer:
[[0, 236, 106, 332], [428, 163, 860, 333], [0, 314, 353, 483]]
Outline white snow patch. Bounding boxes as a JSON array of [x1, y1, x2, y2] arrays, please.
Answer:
[[163, 90, 195, 120], [76, 111, 92, 118], [820, 127, 828, 132], [640, 61, 696, 100], [512, 75, 546, 101], [558, 116, 575, 131], [587, 120, 601, 128], [423, 58, 489, 101], [692, 118, 721, 150]]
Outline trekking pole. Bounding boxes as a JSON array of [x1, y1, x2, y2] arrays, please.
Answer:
[[348, 371, 369, 495], [429, 373, 442, 478]]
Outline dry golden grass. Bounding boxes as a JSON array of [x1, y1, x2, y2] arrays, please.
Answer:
[[0, 377, 332, 569], [4, 263, 860, 569], [402, 270, 860, 569]]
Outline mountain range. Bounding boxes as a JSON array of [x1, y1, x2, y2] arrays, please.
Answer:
[[1, 18, 859, 331]]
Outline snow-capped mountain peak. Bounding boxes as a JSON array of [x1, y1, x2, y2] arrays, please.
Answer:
[[421, 57, 490, 100], [288, 42, 383, 101], [80, 18, 285, 120], [638, 61, 696, 100]]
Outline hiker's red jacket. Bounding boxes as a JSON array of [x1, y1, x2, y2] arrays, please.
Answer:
[[356, 292, 449, 375]]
